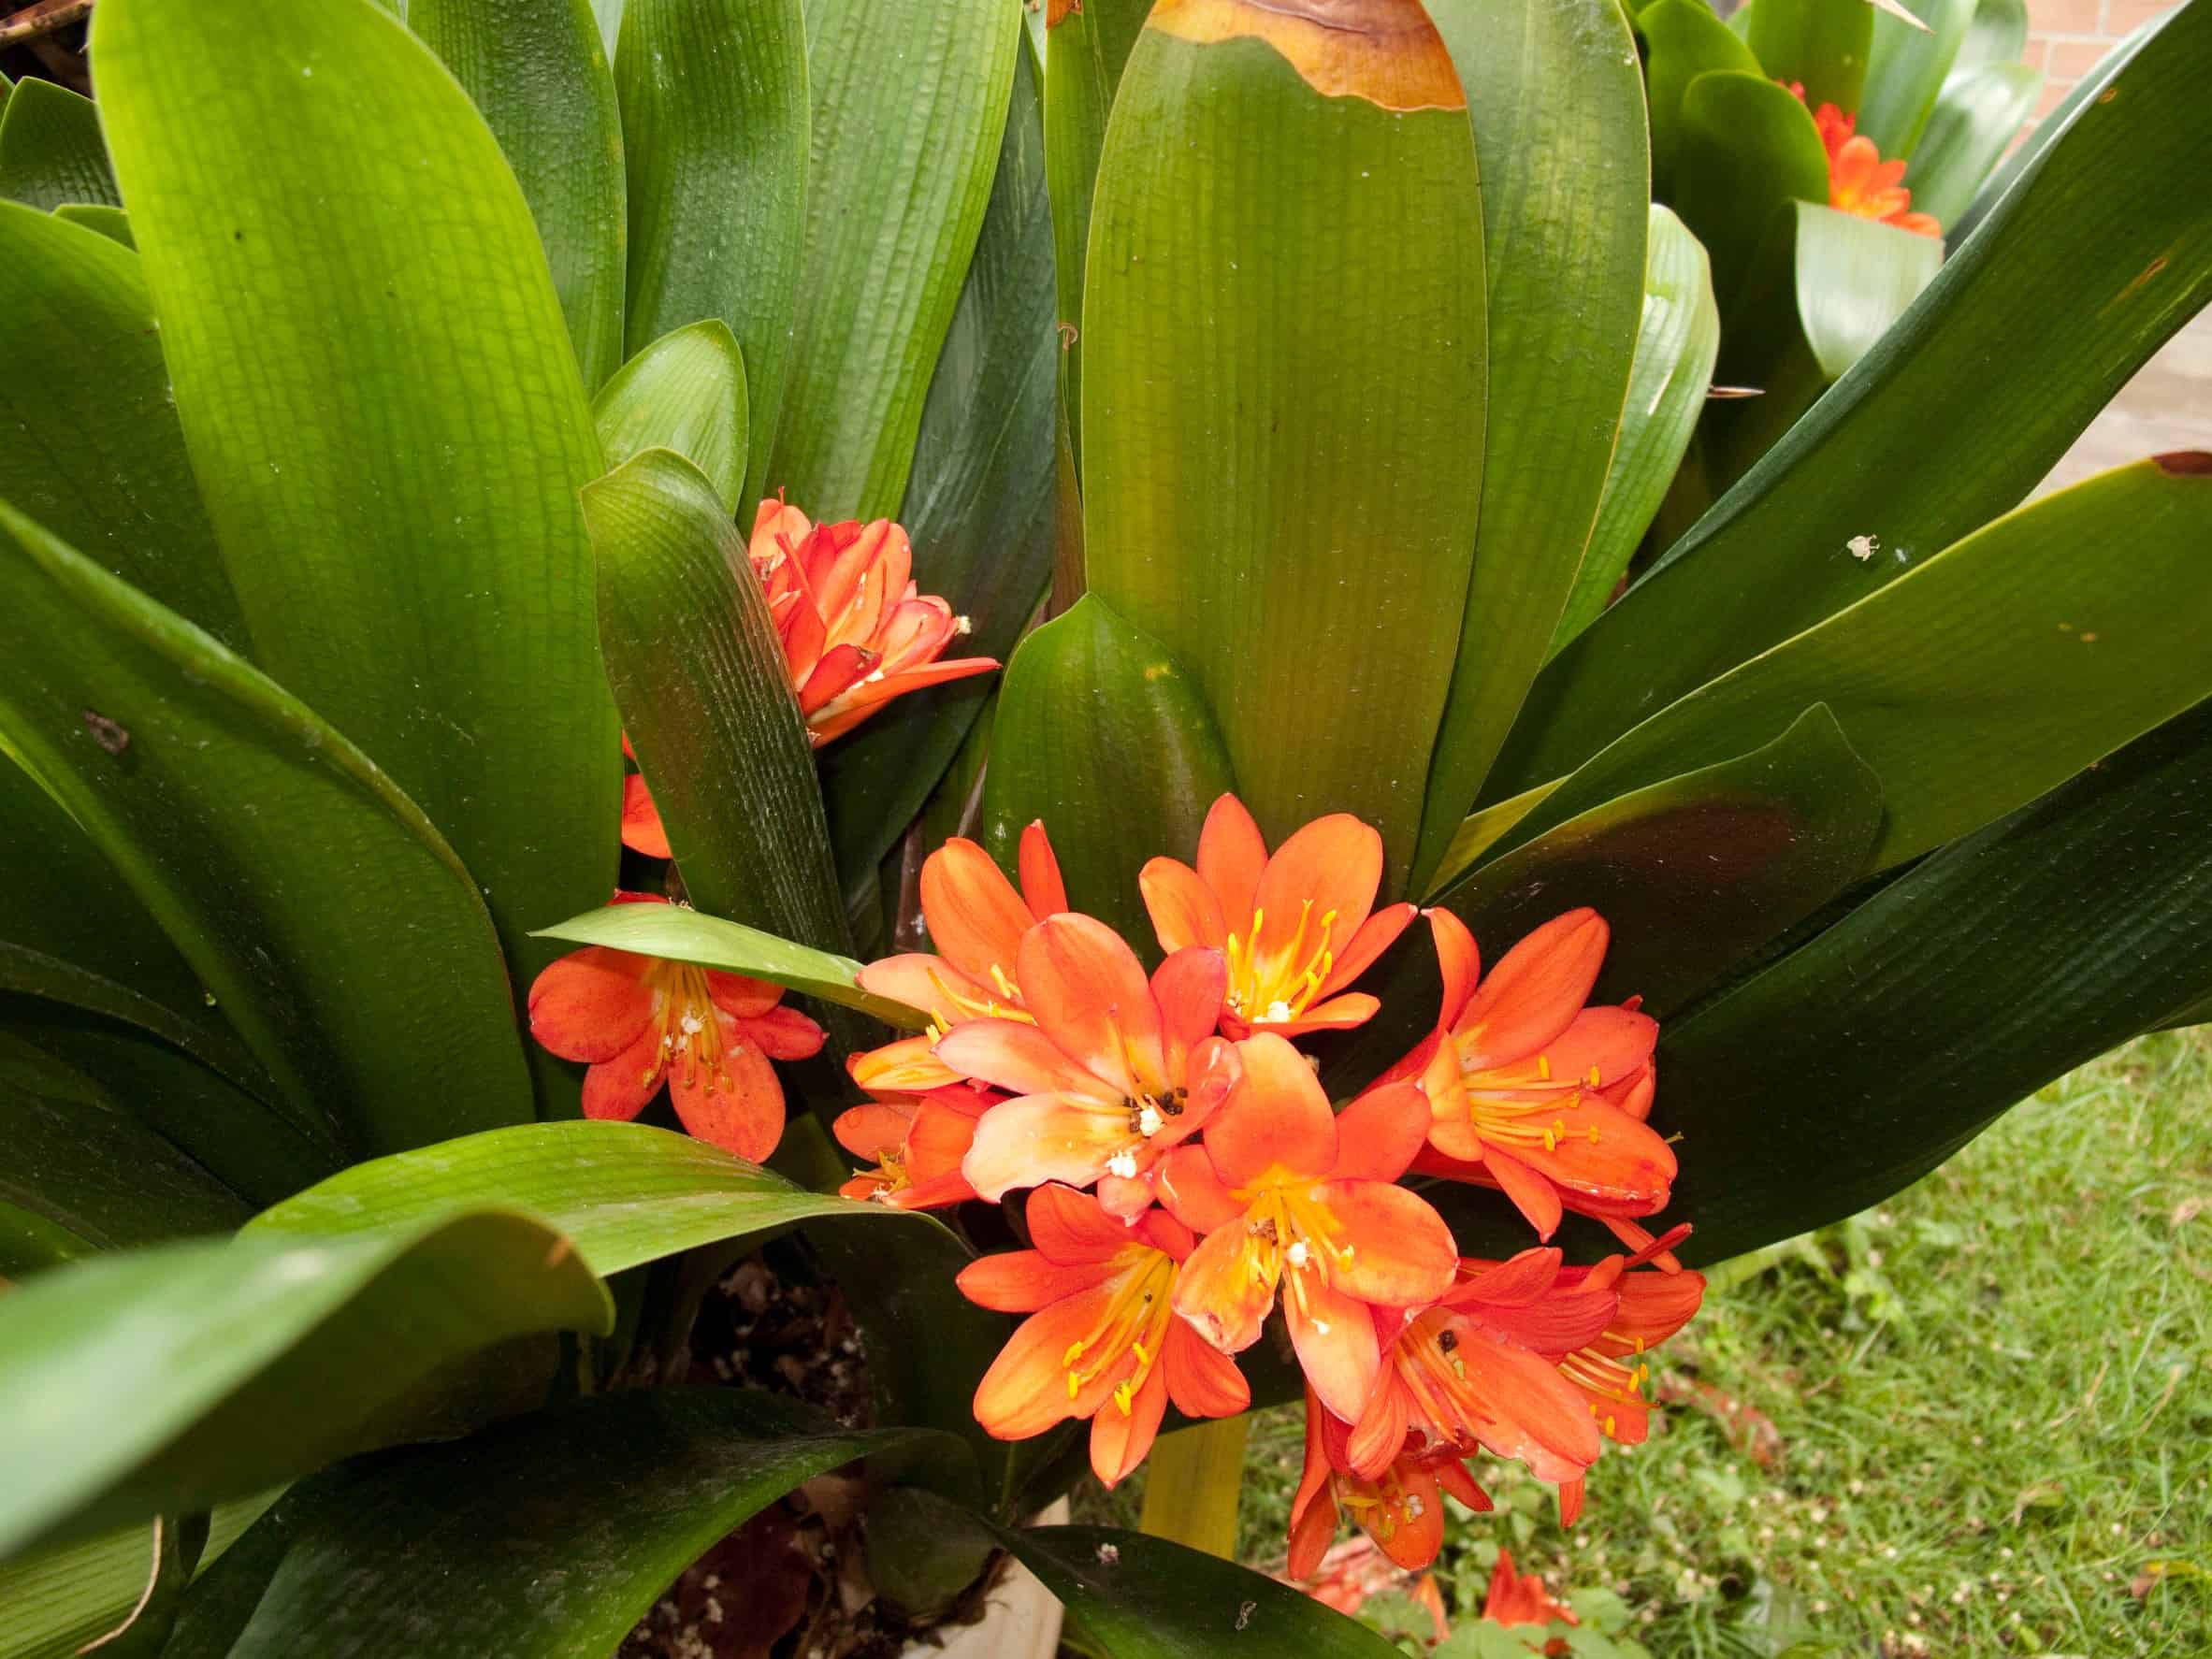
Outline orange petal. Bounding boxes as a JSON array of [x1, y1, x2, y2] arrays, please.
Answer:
[[1138, 857, 1228, 955], [1452, 1248, 1564, 1308], [1207, 1032, 1337, 1188], [1153, 1144, 1245, 1234], [1346, 1371, 1410, 1480], [1287, 1272, 1383, 1422], [1194, 793, 1267, 924], [856, 953, 997, 1025], [1313, 1179, 1456, 1309], [973, 1282, 1120, 1439], [581, 1020, 663, 1122], [1474, 1003, 1656, 1090], [919, 838, 1034, 988], [960, 1093, 1127, 1200], [1151, 947, 1228, 1078], [1424, 907, 1481, 1026], [1089, 1361, 1170, 1489], [619, 774, 672, 858], [1482, 1147, 1566, 1239], [1330, 1077, 1431, 1181], [848, 1032, 962, 1093], [1026, 1181, 1137, 1264], [528, 947, 653, 1062], [1164, 1318, 1251, 1418], [933, 1017, 1116, 1104], [666, 1027, 786, 1161], [1455, 1322, 1603, 1481], [833, 1101, 912, 1161], [1366, 1464, 1447, 1572], [957, 1248, 1119, 1313], [733, 1004, 824, 1061], [1457, 908, 1608, 1065], [1019, 821, 1067, 917], [705, 970, 783, 1020], [1324, 901, 1416, 993], [1499, 1096, 1677, 1208], [1239, 991, 1380, 1041], [1251, 814, 1383, 964], [1171, 1216, 1276, 1354], [1018, 915, 1166, 1098]]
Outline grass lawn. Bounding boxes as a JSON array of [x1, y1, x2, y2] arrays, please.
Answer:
[[1076, 1030, 2212, 1656]]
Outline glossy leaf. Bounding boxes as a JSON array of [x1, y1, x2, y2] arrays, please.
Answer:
[[979, 595, 1236, 947], [819, 33, 1056, 890], [533, 900, 927, 1027], [248, 1118, 935, 1276], [1410, 0, 1650, 887], [1549, 207, 1719, 660], [1497, 7, 2212, 798], [1857, 0, 1973, 158], [1495, 458, 2212, 875], [1791, 200, 1943, 380], [0, 1496, 272, 1659], [97, 0, 619, 968], [167, 1392, 940, 1659], [0, 500, 532, 1160], [591, 321, 749, 512], [1747, 0, 1875, 110], [583, 449, 849, 956], [994, 1523, 1399, 1659], [1640, 0, 1764, 196], [1083, 0, 1485, 890], [0, 204, 241, 646], [617, 0, 806, 502], [0, 1214, 613, 1554], [1662, 700, 2212, 1264], [1951, 0, 2028, 71], [51, 201, 132, 246], [768, 0, 1021, 517], [1671, 70, 1831, 312], [412, 0, 628, 390], [0, 76, 117, 210], [1906, 60, 2041, 228], [0, 943, 269, 1105]]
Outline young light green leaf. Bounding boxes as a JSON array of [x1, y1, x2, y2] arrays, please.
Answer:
[[1749, 0, 1876, 112], [1791, 201, 1944, 380], [1907, 61, 2042, 228], [51, 201, 132, 246], [1951, 0, 2029, 72], [1857, 0, 1973, 157], [591, 321, 749, 512], [0, 76, 117, 209]]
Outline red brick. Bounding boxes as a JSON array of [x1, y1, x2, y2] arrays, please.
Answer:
[[2047, 38, 2112, 77], [2026, 0, 2104, 34], [2018, 37, 2050, 68], [2106, 0, 2179, 35]]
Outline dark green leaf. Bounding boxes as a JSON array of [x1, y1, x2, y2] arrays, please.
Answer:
[[769, 0, 1021, 517], [97, 0, 620, 971], [591, 321, 750, 512], [980, 595, 1236, 947], [0, 76, 117, 209], [1748, 0, 1875, 109], [1662, 699, 2212, 1263], [0, 1214, 613, 1554], [1907, 61, 2042, 228], [617, 0, 806, 502], [1858, 0, 1973, 159], [0, 943, 270, 1105], [1639, 0, 1763, 197], [1671, 71, 1830, 312]]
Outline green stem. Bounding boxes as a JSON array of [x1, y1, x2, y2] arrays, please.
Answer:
[[1136, 1415, 1249, 1560]]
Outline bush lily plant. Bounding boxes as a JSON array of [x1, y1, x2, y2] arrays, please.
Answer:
[[0, 0, 2207, 1653]]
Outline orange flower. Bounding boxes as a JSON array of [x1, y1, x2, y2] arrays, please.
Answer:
[[1481, 1548, 1578, 1651], [1384, 908, 1675, 1240], [1139, 795, 1414, 1039], [957, 1184, 1248, 1487], [932, 915, 1237, 1217], [1788, 83, 1943, 238], [1288, 1382, 1490, 1579], [1158, 1034, 1455, 1420], [1553, 1237, 1707, 1450], [832, 1083, 995, 1209], [527, 893, 824, 1161]]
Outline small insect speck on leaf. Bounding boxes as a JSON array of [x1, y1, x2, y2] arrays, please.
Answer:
[[1847, 534, 1879, 562], [1236, 1599, 1256, 1630], [81, 710, 130, 755], [1094, 1542, 1120, 1565]]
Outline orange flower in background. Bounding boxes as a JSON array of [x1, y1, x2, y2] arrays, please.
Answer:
[[1787, 83, 1943, 238], [618, 734, 671, 859], [1482, 1548, 1578, 1652], [1553, 1238, 1707, 1450], [1387, 908, 1675, 1240], [856, 826, 1063, 1030], [1159, 1034, 1455, 1420], [528, 894, 824, 1161], [957, 1184, 1248, 1487], [1139, 795, 1414, 1040], [833, 1083, 994, 1209], [932, 915, 1236, 1216], [1289, 1383, 1490, 1579]]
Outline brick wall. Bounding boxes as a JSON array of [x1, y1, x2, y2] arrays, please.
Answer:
[[2023, 0, 2185, 123]]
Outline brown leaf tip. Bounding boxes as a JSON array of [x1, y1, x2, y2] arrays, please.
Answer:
[[1149, 0, 1467, 113], [2151, 450, 2212, 477]]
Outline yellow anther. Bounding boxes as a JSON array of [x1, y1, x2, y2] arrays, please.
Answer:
[[1063, 1340, 1087, 1367], [1603, 1414, 1617, 1436], [1587, 1064, 1602, 1087], [1537, 1054, 1551, 1081], [1131, 1339, 1151, 1366]]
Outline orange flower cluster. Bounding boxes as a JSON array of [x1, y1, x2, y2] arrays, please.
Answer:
[[1786, 81, 1943, 239], [841, 796, 1707, 1574]]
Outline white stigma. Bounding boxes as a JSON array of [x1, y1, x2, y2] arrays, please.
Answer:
[[1285, 1240, 1310, 1269], [1137, 1105, 1163, 1136], [679, 1010, 705, 1036], [1106, 1153, 1139, 1179], [1262, 999, 1294, 1024], [1403, 1493, 1425, 1518], [952, 614, 974, 636]]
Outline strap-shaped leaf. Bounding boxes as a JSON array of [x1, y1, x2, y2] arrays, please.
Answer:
[[248, 1119, 937, 1276], [1494, 457, 2212, 874], [583, 449, 849, 957], [96, 0, 620, 968], [1857, 0, 1973, 158], [1083, 0, 1486, 891], [1496, 4, 2212, 798], [821, 36, 1056, 890], [1409, 0, 1650, 887], [0, 205, 241, 646], [767, 0, 1021, 517], [0, 1214, 614, 1555], [0, 1494, 273, 1659], [591, 321, 750, 512], [1549, 206, 1719, 660], [534, 901, 927, 1027], [617, 0, 805, 502], [0, 499, 533, 1160], [1906, 60, 2042, 228], [166, 1392, 945, 1659], [1671, 71, 1830, 313], [1661, 699, 2212, 1263], [51, 202, 132, 246], [1639, 0, 1762, 197], [980, 595, 1236, 948], [412, 0, 628, 391], [0, 76, 117, 209], [1748, 0, 1875, 110], [0, 943, 269, 1106], [1952, 0, 2028, 72], [1791, 199, 1944, 379]]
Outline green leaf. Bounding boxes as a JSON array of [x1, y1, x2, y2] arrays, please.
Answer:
[[1045, 0, 1147, 476], [0, 204, 242, 646], [591, 321, 749, 512], [1497, 6, 2212, 798], [0, 1495, 274, 1659], [412, 0, 628, 391], [51, 201, 132, 246], [533, 901, 927, 1027], [583, 449, 850, 956], [166, 1392, 941, 1658], [1857, 0, 1973, 158], [1082, 4, 1486, 891], [1748, 0, 1875, 111], [0, 77, 117, 210], [617, 0, 806, 502], [992, 1524, 1400, 1658], [1906, 61, 2042, 228], [819, 33, 1056, 890], [1495, 457, 2212, 875], [1549, 207, 1719, 660], [96, 0, 619, 970], [0, 943, 270, 1105], [979, 595, 1236, 948], [1671, 71, 1831, 312], [1789, 200, 1944, 380], [0, 1214, 614, 1555], [1410, 0, 1650, 888], [1639, 0, 1764, 197], [769, 0, 1021, 517], [1951, 0, 2028, 72], [248, 1118, 936, 1276], [1661, 699, 2212, 1264], [0, 498, 534, 1160]]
